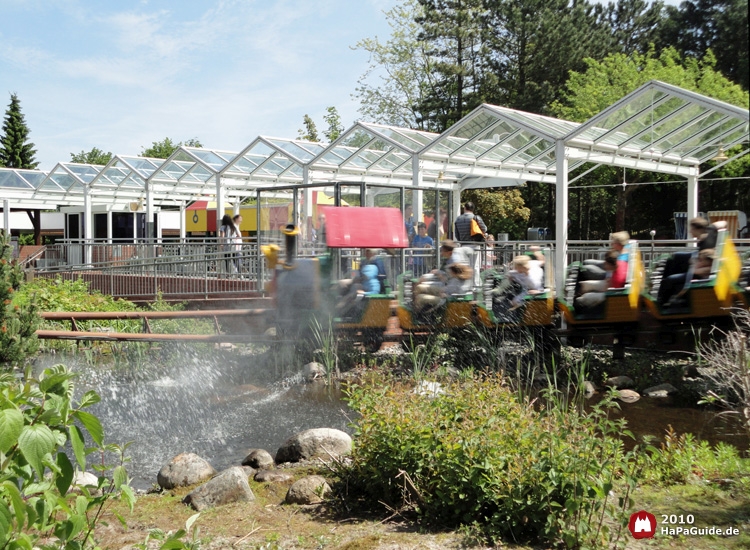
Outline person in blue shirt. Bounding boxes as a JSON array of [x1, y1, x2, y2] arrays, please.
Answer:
[[411, 222, 434, 276]]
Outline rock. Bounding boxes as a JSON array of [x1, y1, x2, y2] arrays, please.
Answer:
[[157, 453, 217, 490], [275, 428, 352, 464], [285, 475, 331, 505], [255, 470, 293, 483], [604, 375, 634, 389], [616, 389, 641, 403], [240, 465, 256, 478], [183, 467, 255, 511], [71, 470, 101, 496], [242, 449, 275, 470], [302, 362, 326, 380], [583, 381, 597, 397], [414, 380, 444, 397], [643, 383, 678, 397]]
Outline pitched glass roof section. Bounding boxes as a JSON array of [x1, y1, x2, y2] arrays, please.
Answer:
[[565, 80, 750, 169], [0, 168, 46, 190], [88, 156, 164, 198], [420, 105, 575, 184], [309, 122, 434, 183], [147, 147, 240, 201], [221, 137, 323, 186]]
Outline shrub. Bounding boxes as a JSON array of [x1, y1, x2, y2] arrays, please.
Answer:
[[0, 235, 39, 364], [341, 374, 643, 548], [0, 364, 135, 548]]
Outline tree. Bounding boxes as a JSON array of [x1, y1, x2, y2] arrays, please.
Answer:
[[323, 107, 344, 142], [0, 93, 38, 169], [70, 147, 113, 165], [353, 0, 434, 128], [655, 0, 749, 90], [415, 0, 487, 130], [141, 137, 202, 159], [298, 115, 320, 142], [462, 188, 530, 239]]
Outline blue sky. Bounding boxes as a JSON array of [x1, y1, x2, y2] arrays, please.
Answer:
[[0, 0, 398, 170]]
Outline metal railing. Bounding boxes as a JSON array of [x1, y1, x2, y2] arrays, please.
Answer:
[[28, 238, 750, 301]]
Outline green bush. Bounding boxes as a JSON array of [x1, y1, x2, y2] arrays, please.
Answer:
[[341, 374, 644, 548], [0, 236, 39, 364], [643, 427, 750, 487], [0, 364, 135, 548]]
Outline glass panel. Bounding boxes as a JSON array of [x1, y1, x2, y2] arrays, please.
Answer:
[[0, 171, 34, 189], [189, 149, 235, 170], [266, 138, 322, 162], [317, 146, 355, 167], [340, 184, 363, 207], [596, 89, 667, 131], [656, 112, 723, 151]]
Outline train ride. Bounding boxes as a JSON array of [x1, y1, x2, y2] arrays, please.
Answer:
[[262, 207, 749, 351]]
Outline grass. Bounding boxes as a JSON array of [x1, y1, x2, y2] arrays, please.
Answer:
[[89, 467, 750, 549]]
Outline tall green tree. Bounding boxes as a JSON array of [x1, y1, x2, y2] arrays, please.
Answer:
[[353, 0, 433, 129], [481, 0, 613, 114], [656, 0, 749, 90], [140, 137, 202, 159], [0, 93, 38, 169], [415, 0, 487, 130], [70, 147, 113, 165]]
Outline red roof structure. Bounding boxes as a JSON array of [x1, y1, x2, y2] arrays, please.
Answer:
[[321, 206, 409, 248]]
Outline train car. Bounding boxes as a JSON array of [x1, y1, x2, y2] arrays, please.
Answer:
[[264, 206, 408, 344], [473, 248, 556, 329], [642, 230, 741, 322], [735, 251, 750, 308], [558, 242, 644, 325]]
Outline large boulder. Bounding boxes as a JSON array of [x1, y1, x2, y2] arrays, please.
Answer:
[[183, 467, 255, 511], [157, 453, 217, 490], [242, 449, 274, 470], [275, 428, 352, 464], [285, 475, 331, 505]]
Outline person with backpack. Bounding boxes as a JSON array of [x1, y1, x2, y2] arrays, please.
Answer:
[[453, 202, 487, 243], [453, 202, 487, 287]]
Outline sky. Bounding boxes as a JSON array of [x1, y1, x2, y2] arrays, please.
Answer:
[[0, 0, 399, 170]]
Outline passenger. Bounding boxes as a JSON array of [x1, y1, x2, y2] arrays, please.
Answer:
[[336, 262, 380, 317], [579, 231, 630, 281], [662, 248, 716, 308], [657, 218, 725, 306], [525, 246, 545, 290], [506, 255, 544, 309], [414, 262, 473, 312], [361, 248, 388, 293], [574, 251, 625, 310], [411, 222, 434, 276]]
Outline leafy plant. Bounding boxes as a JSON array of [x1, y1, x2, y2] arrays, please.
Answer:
[[0, 234, 39, 364], [136, 512, 202, 550], [0, 364, 135, 548], [340, 372, 645, 548]]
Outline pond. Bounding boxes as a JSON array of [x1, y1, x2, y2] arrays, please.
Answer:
[[35, 346, 747, 491]]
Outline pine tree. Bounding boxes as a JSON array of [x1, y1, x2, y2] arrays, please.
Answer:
[[0, 93, 39, 169]]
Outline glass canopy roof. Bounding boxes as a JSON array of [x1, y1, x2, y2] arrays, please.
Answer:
[[0, 80, 746, 210]]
